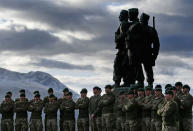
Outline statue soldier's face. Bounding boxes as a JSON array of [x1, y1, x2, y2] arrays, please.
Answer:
[[119, 11, 128, 22]]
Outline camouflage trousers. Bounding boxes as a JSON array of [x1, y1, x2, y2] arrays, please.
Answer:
[[1, 119, 14, 131], [63, 120, 75, 131], [15, 118, 28, 131], [175, 121, 179, 131], [101, 113, 115, 131], [141, 117, 151, 131], [115, 117, 125, 131], [150, 119, 162, 131], [161, 124, 176, 131], [181, 118, 192, 131], [124, 119, 137, 131], [137, 118, 142, 131], [46, 119, 57, 131], [91, 117, 102, 131], [29, 119, 43, 131], [77, 118, 89, 131]]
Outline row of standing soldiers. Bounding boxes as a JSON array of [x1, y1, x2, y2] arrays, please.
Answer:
[[0, 81, 192, 131], [113, 8, 160, 88]]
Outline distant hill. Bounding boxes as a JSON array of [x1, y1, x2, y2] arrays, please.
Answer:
[[0, 67, 79, 101]]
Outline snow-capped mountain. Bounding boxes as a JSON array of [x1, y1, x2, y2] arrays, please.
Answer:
[[0, 67, 79, 101]]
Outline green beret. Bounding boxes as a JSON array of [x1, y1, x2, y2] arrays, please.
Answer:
[[20, 93, 25, 97], [19, 89, 25, 93], [155, 85, 162, 91], [170, 86, 176, 90], [93, 86, 100, 90], [5, 95, 10, 98], [80, 88, 88, 94], [119, 91, 125, 95], [128, 90, 134, 95], [175, 82, 183, 87], [6, 91, 12, 95], [138, 88, 144, 92], [48, 88, 53, 92], [165, 90, 173, 95], [145, 86, 152, 91], [34, 93, 40, 98], [165, 84, 172, 89], [183, 85, 190, 90], [33, 91, 39, 95], [65, 92, 72, 96], [63, 88, 69, 92], [105, 85, 112, 89]]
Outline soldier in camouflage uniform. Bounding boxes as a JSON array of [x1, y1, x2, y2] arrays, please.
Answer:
[[44, 94, 59, 131], [141, 86, 154, 131], [175, 82, 183, 98], [89, 86, 102, 131], [169, 86, 181, 131], [122, 90, 138, 131], [157, 90, 177, 131], [114, 91, 126, 131], [43, 88, 57, 131], [58, 88, 69, 131], [0, 95, 14, 131], [150, 85, 164, 131], [76, 88, 90, 131], [60, 91, 76, 131], [136, 88, 145, 131], [6, 91, 14, 103], [15, 89, 28, 102], [180, 85, 193, 131], [14, 93, 29, 131], [92, 85, 115, 131], [28, 93, 44, 131]]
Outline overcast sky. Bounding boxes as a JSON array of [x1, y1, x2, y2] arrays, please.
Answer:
[[0, 0, 192, 96]]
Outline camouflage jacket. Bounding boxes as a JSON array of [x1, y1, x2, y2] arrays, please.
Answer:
[[176, 90, 183, 98], [58, 97, 67, 118], [114, 97, 126, 118], [96, 92, 115, 114], [28, 99, 44, 119], [89, 94, 101, 117], [60, 99, 76, 120], [122, 98, 138, 120], [136, 96, 145, 119], [180, 93, 193, 118], [151, 96, 164, 120], [76, 97, 89, 118], [157, 100, 177, 126], [14, 100, 29, 119], [0, 100, 14, 119], [142, 95, 154, 118], [44, 101, 59, 119]]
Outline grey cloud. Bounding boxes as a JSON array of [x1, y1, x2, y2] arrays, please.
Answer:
[[31, 58, 94, 70], [0, 0, 193, 58]]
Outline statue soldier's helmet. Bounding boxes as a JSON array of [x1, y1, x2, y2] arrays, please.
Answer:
[[119, 10, 128, 21], [128, 8, 139, 18], [140, 13, 150, 23]]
